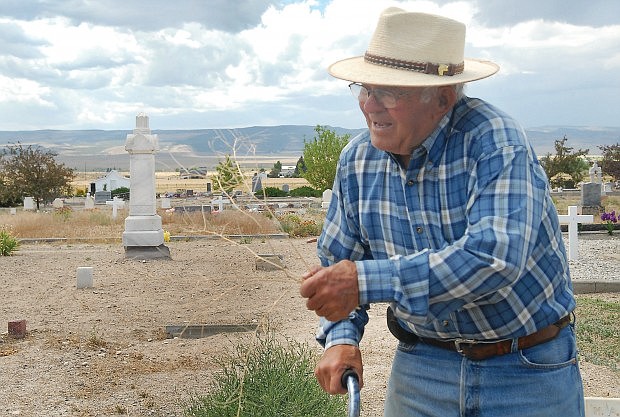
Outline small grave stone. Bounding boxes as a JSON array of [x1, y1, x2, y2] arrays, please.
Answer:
[[84, 193, 95, 209], [581, 182, 602, 215], [52, 198, 64, 208], [165, 323, 258, 339], [8, 319, 27, 339], [77, 267, 94, 289], [94, 191, 112, 205], [282, 183, 290, 193], [557, 205, 594, 261], [584, 396, 620, 417], [321, 189, 332, 209], [256, 254, 284, 271], [23, 196, 34, 210], [9, 208, 16, 215], [176, 205, 211, 214], [252, 174, 264, 193], [160, 197, 171, 209]]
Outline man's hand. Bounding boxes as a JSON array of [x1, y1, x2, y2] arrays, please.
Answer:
[[315, 344, 364, 395], [299, 260, 359, 322]]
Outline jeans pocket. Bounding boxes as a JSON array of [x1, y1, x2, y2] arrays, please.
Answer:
[[518, 326, 578, 369]]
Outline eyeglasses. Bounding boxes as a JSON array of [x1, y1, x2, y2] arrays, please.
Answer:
[[348, 82, 410, 109]]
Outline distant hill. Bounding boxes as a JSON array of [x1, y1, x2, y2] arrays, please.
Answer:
[[1, 125, 618, 171]]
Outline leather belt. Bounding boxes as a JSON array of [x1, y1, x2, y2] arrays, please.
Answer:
[[386, 306, 571, 361]]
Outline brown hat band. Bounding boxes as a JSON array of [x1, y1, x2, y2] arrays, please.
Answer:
[[364, 52, 464, 77]]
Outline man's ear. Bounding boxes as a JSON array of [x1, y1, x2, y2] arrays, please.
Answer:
[[437, 85, 457, 113]]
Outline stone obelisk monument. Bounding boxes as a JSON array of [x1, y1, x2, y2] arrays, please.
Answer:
[[122, 113, 170, 259]]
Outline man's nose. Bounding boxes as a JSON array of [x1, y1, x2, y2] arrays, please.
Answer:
[[363, 92, 384, 112]]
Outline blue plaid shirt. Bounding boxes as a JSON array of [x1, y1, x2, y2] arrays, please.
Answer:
[[316, 96, 576, 349]]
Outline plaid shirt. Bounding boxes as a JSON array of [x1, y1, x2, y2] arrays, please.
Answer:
[[316, 96, 576, 349]]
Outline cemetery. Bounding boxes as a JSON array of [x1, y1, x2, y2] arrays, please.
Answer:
[[1, 118, 619, 416]]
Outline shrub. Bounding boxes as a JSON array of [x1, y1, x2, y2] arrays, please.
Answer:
[[183, 332, 346, 417], [289, 186, 322, 198], [111, 187, 130, 199], [53, 206, 73, 222], [0, 229, 19, 256], [259, 187, 288, 198], [277, 213, 322, 237]]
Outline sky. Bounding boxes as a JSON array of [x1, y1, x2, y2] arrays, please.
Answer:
[[0, 0, 619, 131]]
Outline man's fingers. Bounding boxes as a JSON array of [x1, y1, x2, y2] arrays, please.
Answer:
[[302, 265, 322, 280], [299, 276, 316, 298]]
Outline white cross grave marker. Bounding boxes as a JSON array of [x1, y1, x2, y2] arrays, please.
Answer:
[[106, 196, 126, 219], [211, 196, 230, 212], [557, 205, 594, 261]]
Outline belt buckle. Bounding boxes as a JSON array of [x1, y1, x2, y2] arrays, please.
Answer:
[[454, 338, 478, 355]]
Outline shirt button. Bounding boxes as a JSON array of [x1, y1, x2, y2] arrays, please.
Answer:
[[416, 227, 423, 234], [407, 179, 414, 186], [442, 320, 450, 327]]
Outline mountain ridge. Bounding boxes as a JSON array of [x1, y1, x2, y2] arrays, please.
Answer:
[[1, 125, 619, 171]]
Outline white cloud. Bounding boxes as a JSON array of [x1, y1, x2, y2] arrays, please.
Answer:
[[0, 0, 618, 130]]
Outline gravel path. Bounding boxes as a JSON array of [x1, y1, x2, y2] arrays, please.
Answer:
[[566, 234, 620, 283]]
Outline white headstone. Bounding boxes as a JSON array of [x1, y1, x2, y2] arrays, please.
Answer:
[[9, 207, 16, 215], [84, 194, 95, 209], [589, 161, 602, 183], [557, 206, 594, 261], [106, 196, 125, 219], [52, 198, 64, 208], [122, 113, 168, 254], [160, 197, 171, 209], [23, 196, 34, 210], [77, 267, 94, 289], [321, 189, 332, 209], [584, 396, 620, 417]]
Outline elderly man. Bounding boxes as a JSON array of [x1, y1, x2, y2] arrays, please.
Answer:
[[300, 7, 584, 417]]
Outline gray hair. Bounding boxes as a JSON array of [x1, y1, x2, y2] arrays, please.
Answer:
[[419, 83, 465, 104]]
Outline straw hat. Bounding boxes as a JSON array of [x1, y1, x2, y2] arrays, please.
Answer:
[[328, 7, 499, 86]]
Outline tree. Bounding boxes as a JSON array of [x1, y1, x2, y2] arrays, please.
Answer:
[[294, 155, 306, 178], [599, 142, 620, 181], [302, 125, 350, 191], [268, 161, 282, 178], [539, 136, 589, 189], [0, 143, 75, 209], [211, 154, 244, 195]]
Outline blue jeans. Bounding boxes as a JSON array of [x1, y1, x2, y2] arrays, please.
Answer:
[[383, 324, 584, 417]]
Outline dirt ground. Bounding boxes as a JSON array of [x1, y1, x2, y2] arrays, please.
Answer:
[[1, 238, 619, 417]]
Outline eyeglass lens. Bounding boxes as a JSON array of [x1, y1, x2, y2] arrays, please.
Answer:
[[349, 83, 398, 108]]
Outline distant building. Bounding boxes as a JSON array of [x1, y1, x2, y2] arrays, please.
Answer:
[[279, 165, 296, 177], [91, 170, 131, 193]]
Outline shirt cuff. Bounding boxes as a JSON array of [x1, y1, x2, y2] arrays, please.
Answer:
[[355, 259, 397, 305]]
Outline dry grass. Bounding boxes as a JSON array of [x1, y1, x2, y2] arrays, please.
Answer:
[[2, 193, 618, 240], [551, 193, 620, 217], [0, 208, 282, 240]]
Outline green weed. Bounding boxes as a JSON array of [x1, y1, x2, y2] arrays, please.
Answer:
[[184, 332, 346, 417], [0, 229, 19, 256]]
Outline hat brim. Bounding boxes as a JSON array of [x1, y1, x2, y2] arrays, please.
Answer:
[[328, 56, 499, 86]]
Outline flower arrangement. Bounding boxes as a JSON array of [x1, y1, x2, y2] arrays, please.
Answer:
[[600, 210, 618, 235]]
